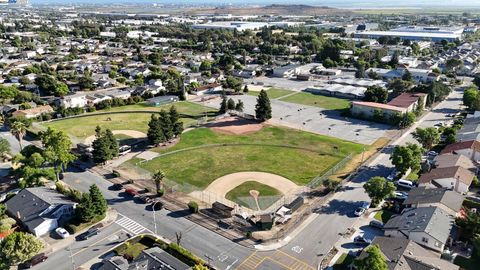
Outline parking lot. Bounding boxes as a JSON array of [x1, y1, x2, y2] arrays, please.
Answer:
[[196, 94, 389, 145]]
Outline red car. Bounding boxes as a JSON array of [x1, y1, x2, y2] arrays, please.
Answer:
[[124, 187, 139, 197]]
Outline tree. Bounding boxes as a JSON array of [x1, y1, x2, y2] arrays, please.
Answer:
[[76, 193, 96, 222], [169, 106, 183, 137], [389, 51, 399, 67], [355, 244, 388, 270], [388, 78, 412, 95], [78, 76, 95, 90], [0, 232, 43, 266], [363, 86, 388, 103], [463, 86, 479, 110], [54, 82, 69, 97], [456, 209, 480, 239], [399, 112, 416, 128], [402, 69, 412, 82], [243, 85, 249, 93], [412, 127, 440, 149], [0, 138, 10, 158], [363, 177, 395, 206], [158, 110, 173, 142], [255, 90, 272, 121], [91, 126, 119, 164], [40, 127, 76, 180], [473, 234, 480, 257], [148, 114, 164, 146], [235, 100, 244, 112], [10, 121, 26, 151], [89, 184, 107, 217], [390, 143, 424, 175], [219, 95, 227, 114], [152, 170, 165, 195], [227, 98, 236, 111]]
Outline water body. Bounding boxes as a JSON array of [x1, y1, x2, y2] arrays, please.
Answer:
[[28, 0, 480, 7]]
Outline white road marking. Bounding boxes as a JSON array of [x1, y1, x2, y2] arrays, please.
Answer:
[[292, 246, 303, 253], [115, 216, 147, 235]]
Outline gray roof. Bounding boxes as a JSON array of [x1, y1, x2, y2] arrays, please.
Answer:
[[5, 187, 74, 231], [101, 247, 189, 270], [384, 206, 454, 245], [358, 236, 459, 270], [403, 187, 464, 213]]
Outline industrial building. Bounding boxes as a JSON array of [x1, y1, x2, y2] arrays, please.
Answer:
[[355, 26, 464, 42]]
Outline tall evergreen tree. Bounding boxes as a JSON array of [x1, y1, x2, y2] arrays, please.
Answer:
[[227, 98, 236, 110], [148, 114, 164, 146], [235, 100, 244, 112], [219, 95, 227, 114], [91, 126, 118, 164], [255, 90, 272, 121], [169, 106, 184, 137], [89, 184, 107, 217], [76, 193, 95, 222], [158, 109, 173, 142]]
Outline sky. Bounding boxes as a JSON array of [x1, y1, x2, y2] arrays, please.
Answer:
[[29, 0, 480, 7]]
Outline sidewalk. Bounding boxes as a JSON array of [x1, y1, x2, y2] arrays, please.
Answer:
[[40, 208, 118, 255]]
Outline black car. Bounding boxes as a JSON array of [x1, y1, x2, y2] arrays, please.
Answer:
[[24, 253, 48, 268], [111, 183, 123, 191], [78, 227, 99, 241]]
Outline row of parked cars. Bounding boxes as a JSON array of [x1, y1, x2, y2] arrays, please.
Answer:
[[112, 183, 163, 210]]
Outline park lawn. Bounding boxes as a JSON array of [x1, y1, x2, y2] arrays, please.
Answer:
[[279, 92, 351, 110], [42, 102, 215, 140], [247, 87, 295, 99], [226, 181, 282, 201], [374, 210, 394, 223], [154, 126, 364, 156], [137, 144, 345, 188], [105, 101, 217, 116], [333, 253, 355, 270]]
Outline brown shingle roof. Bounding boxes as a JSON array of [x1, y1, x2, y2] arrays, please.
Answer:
[[441, 140, 480, 154], [418, 166, 474, 186], [434, 154, 476, 171], [387, 92, 428, 108]]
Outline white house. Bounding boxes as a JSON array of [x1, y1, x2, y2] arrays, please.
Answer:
[[384, 206, 453, 252], [418, 166, 474, 194], [59, 92, 88, 108], [5, 187, 76, 237]]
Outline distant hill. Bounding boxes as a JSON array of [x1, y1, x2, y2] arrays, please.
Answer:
[[187, 4, 350, 16]]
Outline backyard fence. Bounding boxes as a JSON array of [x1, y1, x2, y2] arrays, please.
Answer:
[[307, 153, 354, 189]]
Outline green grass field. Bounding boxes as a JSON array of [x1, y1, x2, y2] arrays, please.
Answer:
[[41, 102, 216, 140], [247, 87, 295, 99], [279, 92, 351, 110], [128, 126, 364, 189]]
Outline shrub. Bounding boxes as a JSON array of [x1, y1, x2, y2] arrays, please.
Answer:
[[463, 199, 480, 209], [187, 201, 198, 213], [157, 188, 165, 197], [166, 243, 203, 266]]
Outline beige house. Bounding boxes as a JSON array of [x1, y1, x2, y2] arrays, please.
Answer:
[[418, 166, 474, 194]]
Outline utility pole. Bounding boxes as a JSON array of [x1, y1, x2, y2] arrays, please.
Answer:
[[68, 245, 76, 270]]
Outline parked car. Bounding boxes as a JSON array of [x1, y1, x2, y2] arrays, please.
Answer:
[[395, 179, 415, 190], [354, 207, 366, 217], [125, 187, 139, 197], [386, 169, 396, 181], [55, 227, 70, 239], [111, 183, 123, 191], [427, 151, 438, 157], [78, 227, 99, 241], [393, 191, 408, 200], [369, 220, 384, 229], [353, 235, 372, 246], [24, 253, 48, 268]]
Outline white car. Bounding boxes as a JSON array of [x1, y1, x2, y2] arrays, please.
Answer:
[[427, 151, 438, 157], [55, 227, 70, 239], [394, 191, 408, 200]]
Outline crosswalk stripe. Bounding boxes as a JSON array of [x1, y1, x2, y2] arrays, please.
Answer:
[[115, 216, 147, 235]]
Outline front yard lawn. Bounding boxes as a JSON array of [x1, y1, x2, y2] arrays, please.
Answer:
[[374, 210, 394, 223]]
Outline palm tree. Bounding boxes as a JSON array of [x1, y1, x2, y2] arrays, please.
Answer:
[[152, 170, 165, 195], [10, 121, 26, 151]]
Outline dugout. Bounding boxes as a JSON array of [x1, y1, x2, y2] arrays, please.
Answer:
[[212, 202, 234, 218]]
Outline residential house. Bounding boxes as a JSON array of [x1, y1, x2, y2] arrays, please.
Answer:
[[59, 92, 88, 108], [5, 187, 76, 237], [272, 64, 300, 78], [357, 236, 459, 270], [383, 206, 454, 252], [440, 140, 480, 161], [433, 154, 476, 173], [107, 89, 132, 100], [194, 83, 223, 95], [12, 105, 54, 119], [418, 166, 474, 193], [100, 246, 189, 270], [86, 93, 112, 105], [403, 187, 464, 217]]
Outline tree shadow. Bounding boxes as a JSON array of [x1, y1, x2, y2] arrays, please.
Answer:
[[314, 199, 365, 217], [166, 209, 190, 218]]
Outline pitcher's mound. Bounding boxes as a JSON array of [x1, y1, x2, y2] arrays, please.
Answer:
[[208, 117, 263, 135]]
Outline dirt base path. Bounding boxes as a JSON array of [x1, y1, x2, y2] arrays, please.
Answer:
[[84, 130, 147, 145], [204, 172, 300, 198]]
